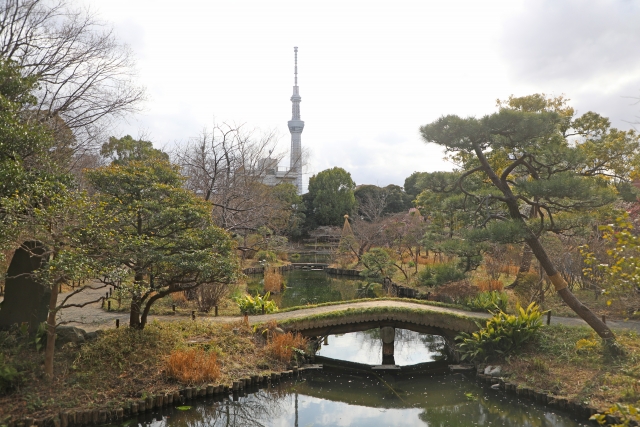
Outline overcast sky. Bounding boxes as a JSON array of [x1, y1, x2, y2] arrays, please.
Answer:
[[88, 0, 640, 192]]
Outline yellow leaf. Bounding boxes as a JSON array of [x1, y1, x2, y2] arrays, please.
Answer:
[[607, 300, 612, 306]]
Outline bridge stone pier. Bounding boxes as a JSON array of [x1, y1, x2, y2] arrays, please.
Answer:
[[380, 326, 395, 365]]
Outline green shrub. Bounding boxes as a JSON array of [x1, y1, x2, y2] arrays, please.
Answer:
[[417, 262, 465, 287], [464, 291, 508, 313], [235, 292, 278, 314], [290, 253, 301, 261], [0, 353, 21, 394], [256, 250, 277, 263], [456, 302, 543, 361]]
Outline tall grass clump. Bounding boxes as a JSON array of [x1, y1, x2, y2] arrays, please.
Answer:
[[235, 292, 278, 314], [456, 302, 543, 361], [264, 268, 283, 293], [266, 332, 307, 363], [476, 279, 504, 292], [464, 291, 509, 313], [166, 348, 220, 384]]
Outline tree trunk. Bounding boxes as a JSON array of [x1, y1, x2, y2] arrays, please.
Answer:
[[506, 243, 534, 289], [44, 280, 59, 380], [471, 142, 616, 342], [524, 236, 614, 339], [130, 297, 142, 329], [139, 292, 165, 329]]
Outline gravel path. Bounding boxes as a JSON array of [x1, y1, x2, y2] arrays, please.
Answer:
[[53, 285, 640, 334]]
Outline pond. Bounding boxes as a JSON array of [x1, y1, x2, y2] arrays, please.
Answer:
[[247, 269, 383, 309], [316, 329, 447, 366], [113, 372, 588, 427]]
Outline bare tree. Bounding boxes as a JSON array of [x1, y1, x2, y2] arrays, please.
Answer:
[[176, 122, 301, 236], [0, 0, 145, 167]]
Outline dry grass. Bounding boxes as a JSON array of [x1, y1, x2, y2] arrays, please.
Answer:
[[500, 264, 519, 275], [165, 348, 220, 384], [502, 326, 640, 412], [264, 268, 283, 293], [476, 279, 504, 292], [0, 319, 292, 420], [171, 291, 187, 303], [266, 332, 307, 363], [416, 256, 432, 265]]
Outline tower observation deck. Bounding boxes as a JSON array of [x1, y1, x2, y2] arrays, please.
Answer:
[[288, 46, 304, 194]]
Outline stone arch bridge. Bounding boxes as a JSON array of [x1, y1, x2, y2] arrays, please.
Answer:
[[258, 301, 491, 365]]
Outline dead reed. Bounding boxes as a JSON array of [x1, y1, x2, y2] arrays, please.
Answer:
[[165, 348, 220, 384], [264, 268, 283, 293], [476, 279, 504, 292], [266, 332, 307, 363]]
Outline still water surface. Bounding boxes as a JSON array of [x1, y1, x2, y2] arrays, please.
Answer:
[[117, 373, 587, 427], [120, 270, 589, 426], [247, 270, 381, 308], [316, 329, 446, 366]]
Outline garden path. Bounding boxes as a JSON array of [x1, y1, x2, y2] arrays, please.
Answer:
[[55, 285, 640, 334]]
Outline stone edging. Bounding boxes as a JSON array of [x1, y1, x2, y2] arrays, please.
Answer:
[[473, 367, 616, 425], [2, 367, 318, 427]]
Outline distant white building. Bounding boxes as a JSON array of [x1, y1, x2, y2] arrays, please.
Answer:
[[260, 47, 304, 193]]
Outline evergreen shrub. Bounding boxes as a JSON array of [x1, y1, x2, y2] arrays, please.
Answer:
[[456, 302, 543, 361], [417, 262, 465, 287]]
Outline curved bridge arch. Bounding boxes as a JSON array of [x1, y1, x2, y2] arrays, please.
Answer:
[[279, 304, 486, 341]]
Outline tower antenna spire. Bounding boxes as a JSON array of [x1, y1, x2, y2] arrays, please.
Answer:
[[294, 46, 298, 86]]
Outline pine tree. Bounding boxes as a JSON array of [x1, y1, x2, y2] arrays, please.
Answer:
[[420, 94, 640, 342]]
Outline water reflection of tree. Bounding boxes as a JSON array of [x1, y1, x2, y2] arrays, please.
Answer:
[[167, 388, 291, 427], [418, 401, 576, 427]]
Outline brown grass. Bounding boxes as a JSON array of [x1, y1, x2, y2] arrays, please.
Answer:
[[171, 291, 187, 303], [500, 264, 519, 275], [416, 256, 430, 265], [476, 279, 504, 292], [165, 348, 220, 384], [264, 268, 283, 293], [266, 332, 307, 363]]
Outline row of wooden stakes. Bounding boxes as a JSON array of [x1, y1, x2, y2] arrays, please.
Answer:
[[4, 366, 319, 427]]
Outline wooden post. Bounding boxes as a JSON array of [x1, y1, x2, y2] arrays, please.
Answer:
[[215, 305, 218, 317], [547, 310, 551, 325], [172, 304, 176, 314], [262, 304, 265, 315], [116, 319, 120, 328], [107, 300, 111, 311], [243, 311, 248, 324], [192, 311, 196, 321]]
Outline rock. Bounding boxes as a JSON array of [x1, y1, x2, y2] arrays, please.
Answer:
[[56, 326, 86, 347], [484, 365, 502, 377], [273, 327, 285, 335]]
